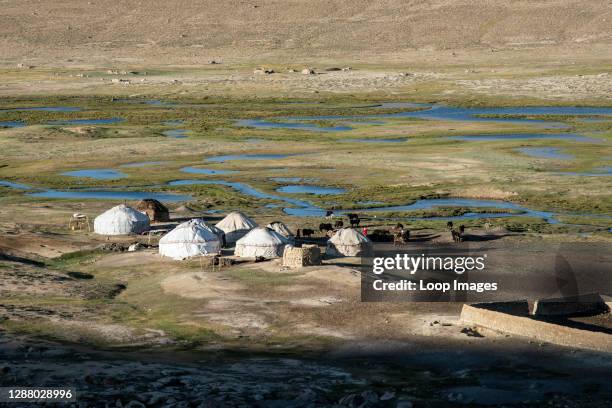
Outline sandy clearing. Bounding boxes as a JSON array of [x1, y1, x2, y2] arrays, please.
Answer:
[[160, 271, 247, 299]]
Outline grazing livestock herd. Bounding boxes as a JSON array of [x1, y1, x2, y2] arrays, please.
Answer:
[[297, 214, 467, 245]]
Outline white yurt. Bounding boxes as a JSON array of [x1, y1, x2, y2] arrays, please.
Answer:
[[94, 204, 150, 235], [266, 221, 294, 239], [326, 228, 373, 257], [234, 227, 290, 258], [159, 219, 221, 260], [191, 219, 225, 241], [215, 211, 258, 244]]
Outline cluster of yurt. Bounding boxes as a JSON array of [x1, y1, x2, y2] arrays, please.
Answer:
[[93, 202, 374, 261]]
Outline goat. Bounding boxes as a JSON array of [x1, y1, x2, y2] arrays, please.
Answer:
[[447, 221, 454, 230]]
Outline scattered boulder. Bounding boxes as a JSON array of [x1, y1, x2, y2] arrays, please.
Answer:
[[301, 68, 316, 75]]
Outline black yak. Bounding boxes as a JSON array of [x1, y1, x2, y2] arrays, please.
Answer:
[[297, 228, 315, 238], [346, 213, 360, 227], [319, 223, 333, 233]]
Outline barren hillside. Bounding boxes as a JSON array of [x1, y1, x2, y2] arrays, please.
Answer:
[[1, 0, 611, 66]]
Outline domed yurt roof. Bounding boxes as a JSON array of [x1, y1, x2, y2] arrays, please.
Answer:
[[326, 228, 373, 257], [159, 219, 221, 260], [94, 204, 150, 235], [267, 221, 294, 238], [205, 222, 225, 240], [215, 211, 257, 244], [136, 198, 169, 222], [235, 227, 290, 258]]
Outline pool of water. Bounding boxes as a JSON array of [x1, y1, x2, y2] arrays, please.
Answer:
[[396, 105, 612, 125], [163, 129, 190, 138], [206, 154, 294, 163], [120, 161, 166, 168], [447, 133, 597, 142], [0, 180, 33, 190], [238, 104, 612, 132], [557, 166, 612, 177], [4, 174, 603, 225], [3, 177, 191, 202], [167, 179, 313, 208], [237, 119, 353, 132], [29, 190, 191, 201], [60, 169, 127, 180], [283, 197, 559, 222], [48, 118, 124, 125], [166, 178, 567, 223], [515, 147, 575, 160], [181, 167, 239, 175], [276, 185, 346, 195], [0, 121, 26, 128]]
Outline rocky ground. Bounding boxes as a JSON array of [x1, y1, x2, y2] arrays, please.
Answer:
[[2, 331, 612, 407]]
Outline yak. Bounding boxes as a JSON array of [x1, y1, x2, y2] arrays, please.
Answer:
[[346, 213, 360, 227], [298, 228, 315, 238], [319, 223, 333, 233], [451, 229, 463, 243]]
